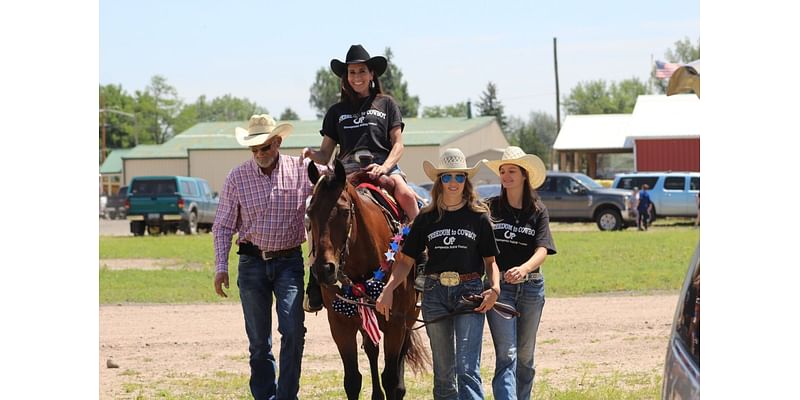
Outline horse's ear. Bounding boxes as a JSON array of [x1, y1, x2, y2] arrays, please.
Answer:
[[308, 160, 320, 184], [334, 159, 346, 184]]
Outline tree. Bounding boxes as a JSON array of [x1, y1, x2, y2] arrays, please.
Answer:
[[174, 94, 268, 133], [650, 37, 700, 94], [380, 47, 420, 117], [476, 81, 507, 129], [563, 78, 648, 115], [308, 68, 340, 118], [421, 102, 468, 118], [99, 84, 138, 151], [506, 116, 550, 165], [279, 107, 300, 121], [135, 75, 182, 144]]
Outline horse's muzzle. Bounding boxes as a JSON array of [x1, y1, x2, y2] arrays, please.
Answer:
[[312, 262, 338, 285]]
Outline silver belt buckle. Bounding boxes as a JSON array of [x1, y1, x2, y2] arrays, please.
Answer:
[[525, 272, 543, 282], [439, 271, 460, 287], [261, 250, 273, 261]]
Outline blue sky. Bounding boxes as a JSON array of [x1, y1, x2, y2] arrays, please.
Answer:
[[100, 0, 699, 121]]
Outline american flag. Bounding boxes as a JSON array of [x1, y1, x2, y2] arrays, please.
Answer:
[[655, 60, 681, 80], [359, 301, 382, 345]]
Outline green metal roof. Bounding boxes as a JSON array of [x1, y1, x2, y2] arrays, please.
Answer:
[[121, 117, 496, 159], [99, 148, 132, 173]]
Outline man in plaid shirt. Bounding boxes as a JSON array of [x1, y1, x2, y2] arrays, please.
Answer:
[[213, 114, 323, 400]]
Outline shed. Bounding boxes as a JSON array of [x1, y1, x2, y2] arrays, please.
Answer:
[[553, 94, 700, 178]]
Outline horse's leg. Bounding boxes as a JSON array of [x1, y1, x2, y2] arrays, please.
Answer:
[[362, 331, 385, 400], [330, 317, 363, 400], [381, 324, 408, 400]]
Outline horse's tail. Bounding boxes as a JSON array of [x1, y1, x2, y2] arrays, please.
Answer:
[[404, 328, 431, 374]]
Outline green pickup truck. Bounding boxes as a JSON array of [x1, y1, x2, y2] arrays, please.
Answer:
[[125, 176, 219, 236]]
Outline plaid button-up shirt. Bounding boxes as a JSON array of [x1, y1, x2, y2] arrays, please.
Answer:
[[213, 155, 318, 273]]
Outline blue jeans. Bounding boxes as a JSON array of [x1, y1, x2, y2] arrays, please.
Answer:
[[422, 277, 486, 400], [486, 275, 545, 400], [237, 252, 306, 400]]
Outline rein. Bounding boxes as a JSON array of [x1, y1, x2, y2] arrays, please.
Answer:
[[335, 293, 520, 330]]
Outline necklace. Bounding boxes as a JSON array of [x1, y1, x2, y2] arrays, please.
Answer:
[[509, 206, 523, 224], [443, 200, 465, 211]]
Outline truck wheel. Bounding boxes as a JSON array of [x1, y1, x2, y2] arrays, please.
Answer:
[[148, 225, 161, 235], [182, 211, 198, 235], [596, 208, 622, 231], [131, 221, 145, 236]]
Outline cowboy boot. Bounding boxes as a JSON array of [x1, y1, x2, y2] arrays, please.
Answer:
[[304, 272, 323, 313]]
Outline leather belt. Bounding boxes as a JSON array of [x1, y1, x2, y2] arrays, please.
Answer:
[[238, 242, 301, 261], [499, 271, 543, 284], [426, 271, 481, 287]]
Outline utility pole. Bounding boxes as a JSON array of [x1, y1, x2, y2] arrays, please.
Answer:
[[553, 37, 561, 170]]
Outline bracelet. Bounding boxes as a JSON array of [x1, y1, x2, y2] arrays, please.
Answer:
[[490, 287, 500, 297]]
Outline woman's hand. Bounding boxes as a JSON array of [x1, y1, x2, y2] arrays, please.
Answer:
[[366, 163, 388, 179], [504, 266, 527, 284], [475, 287, 499, 313], [375, 289, 394, 321]]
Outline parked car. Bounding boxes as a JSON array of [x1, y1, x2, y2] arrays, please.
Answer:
[[477, 172, 636, 231], [125, 176, 218, 236], [662, 243, 700, 399], [612, 172, 700, 219], [103, 185, 128, 220], [476, 183, 501, 200], [408, 182, 432, 206]]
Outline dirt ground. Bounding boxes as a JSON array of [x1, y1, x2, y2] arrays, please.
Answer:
[[100, 293, 677, 399]]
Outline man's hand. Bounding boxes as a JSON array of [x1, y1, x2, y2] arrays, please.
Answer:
[[214, 271, 230, 298], [302, 147, 314, 160]]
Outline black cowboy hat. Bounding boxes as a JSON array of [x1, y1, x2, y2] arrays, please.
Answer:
[[330, 44, 387, 78]]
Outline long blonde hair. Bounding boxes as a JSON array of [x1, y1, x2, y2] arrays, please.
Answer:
[[420, 175, 490, 222]]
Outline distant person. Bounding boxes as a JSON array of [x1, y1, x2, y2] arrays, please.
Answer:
[[482, 146, 557, 400], [631, 186, 640, 221], [637, 184, 653, 230], [302, 44, 419, 312], [376, 148, 501, 400], [213, 114, 323, 400]]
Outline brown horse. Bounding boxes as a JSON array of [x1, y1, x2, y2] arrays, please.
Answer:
[[307, 160, 427, 400]]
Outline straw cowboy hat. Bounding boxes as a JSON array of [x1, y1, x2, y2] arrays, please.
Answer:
[[483, 146, 547, 189], [235, 114, 293, 147], [422, 148, 483, 182], [330, 44, 388, 78]]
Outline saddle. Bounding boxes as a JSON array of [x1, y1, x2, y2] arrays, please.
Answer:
[[348, 171, 404, 224]]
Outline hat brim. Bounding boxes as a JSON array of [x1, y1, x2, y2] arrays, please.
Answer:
[[483, 154, 547, 189], [235, 123, 293, 147], [423, 160, 483, 182], [330, 56, 388, 78]]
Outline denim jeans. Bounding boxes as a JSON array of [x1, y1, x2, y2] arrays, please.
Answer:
[[237, 251, 306, 400], [486, 275, 545, 400], [422, 277, 486, 400]]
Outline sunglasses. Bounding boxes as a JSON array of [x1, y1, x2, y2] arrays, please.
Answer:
[[250, 143, 273, 153], [440, 173, 466, 184]]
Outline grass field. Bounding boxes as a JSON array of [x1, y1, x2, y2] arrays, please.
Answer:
[[99, 228, 698, 304], [116, 366, 662, 399]]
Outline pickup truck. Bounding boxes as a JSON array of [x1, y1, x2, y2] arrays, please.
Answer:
[[125, 176, 218, 236], [538, 172, 636, 230]]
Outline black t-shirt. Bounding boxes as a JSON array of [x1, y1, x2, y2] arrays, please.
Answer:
[[487, 196, 557, 271], [401, 206, 499, 275], [320, 95, 404, 160]]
